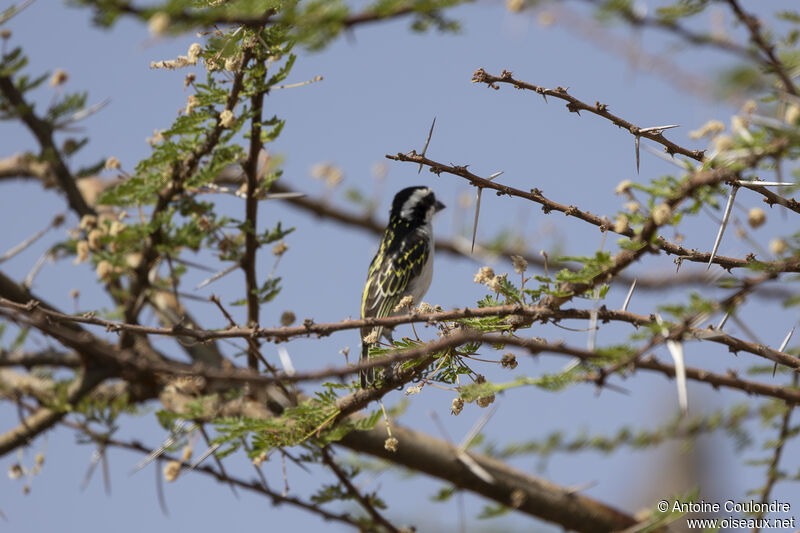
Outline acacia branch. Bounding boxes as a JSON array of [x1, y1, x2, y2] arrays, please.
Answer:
[[471, 69, 705, 161], [72, 427, 362, 529], [581, 0, 755, 61], [267, 181, 715, 289], [0, 77, 94, 217], [4, 296, 799, 375], [0, 348, 81, 367], [738, 181, 800, 215], [242, 58, 266, 371], [320, 447, 400, 533], [159, 382, 637, 532], [725, 0, 797, 96], [123, 49, 254, 337], [386, 150, 796, 274], [627, 356, 800, 405], [0, 366, 109, 456]]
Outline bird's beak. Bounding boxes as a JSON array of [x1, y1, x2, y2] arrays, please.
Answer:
[[434, 200, 446, 212]]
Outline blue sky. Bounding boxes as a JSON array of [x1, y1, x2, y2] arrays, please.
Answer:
[[1, 1, 798, 531]]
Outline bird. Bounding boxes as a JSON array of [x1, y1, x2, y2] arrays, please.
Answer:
[[360, 186, 445, 388]]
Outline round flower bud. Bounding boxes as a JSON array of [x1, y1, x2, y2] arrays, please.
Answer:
[[747, 207, 766, 229]]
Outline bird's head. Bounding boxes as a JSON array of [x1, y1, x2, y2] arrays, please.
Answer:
[[390, 186, 445, 225]]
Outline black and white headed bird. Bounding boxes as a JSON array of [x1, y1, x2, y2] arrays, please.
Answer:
[[360, 186, 445, 388]]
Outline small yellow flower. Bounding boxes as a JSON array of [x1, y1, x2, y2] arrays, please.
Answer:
[[624, 201, 640, 213], [96, 260, 114, 281], [280, 311, 296, 327], [49, 68, 68, 87], [473, 266, 495, 284], [510, 255, 528, 274], [451, 397, 464, 416], [688, 119, 725, 139], [163, 460, 181, 482], [186, 94, 198, 115], [109, 220, 125, 237], [614, 179, 633, 195], [362, 330, 379, 344], [747, 207, 766, 229], [404, 384, 422, 396], [487, 273, 508, 293], [105, 156, 121, 170], [147, 129, 165, 146], [613, 213, 629, 234], [272, 240, 289, 256], [476, 394, 495, 408], [224, 54, 243, 72], [148, 12, 170, 36], [125, 253, 143, 269], [770, 238, 788, 256], [384, 437, 399, 453], [87, 229, 104, 250], [506, 0, 525, 12], [501, 353, 518, 369], [417, 302, 434, 314], [8, 463, 23, 480], [79, 214, 97, 230], [219, 109, 235, 128], [651, 203, 672, 226], [393, 295, 414, 313], [74, 241, 89, 264], [187, 43, 202, 64], [181, 445, 193, 462]]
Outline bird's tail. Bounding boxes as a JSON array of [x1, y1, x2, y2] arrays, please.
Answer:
[[360, 341, 375, 388]]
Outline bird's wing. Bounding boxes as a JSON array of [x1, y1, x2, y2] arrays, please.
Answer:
[[361, 231, 430, 321]]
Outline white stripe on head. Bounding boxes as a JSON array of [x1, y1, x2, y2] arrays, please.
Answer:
[[400, 187, 431, 219]]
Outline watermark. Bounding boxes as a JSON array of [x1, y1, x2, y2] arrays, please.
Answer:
[[657, 499, 796, 529]]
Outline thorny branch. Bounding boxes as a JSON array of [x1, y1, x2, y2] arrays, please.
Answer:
[[725, 0, 798, 97], [3, 294, 799, 375], [471, 68, 705, 162], [266, 181, 714, 289], [387, 145, 792, 273]]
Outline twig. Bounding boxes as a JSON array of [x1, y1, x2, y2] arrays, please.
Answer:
[[0, 76, 94, 217], [0, 214, 64, 264], [320, 447, 400, 533], [386, 147, 793, 274], [725, 0, 797, 96], [471, 69, 705, 162]]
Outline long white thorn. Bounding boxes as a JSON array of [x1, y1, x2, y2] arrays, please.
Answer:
[[772, 326, 795, 377], [621, 278, 637, 312], [707, 185, 739, 271], [638, 124, 680, 134], [735, 180, 797, 187], [195, 263, 238, 290], [471, 188, 482, 254], [656, 313, 688, 416]]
